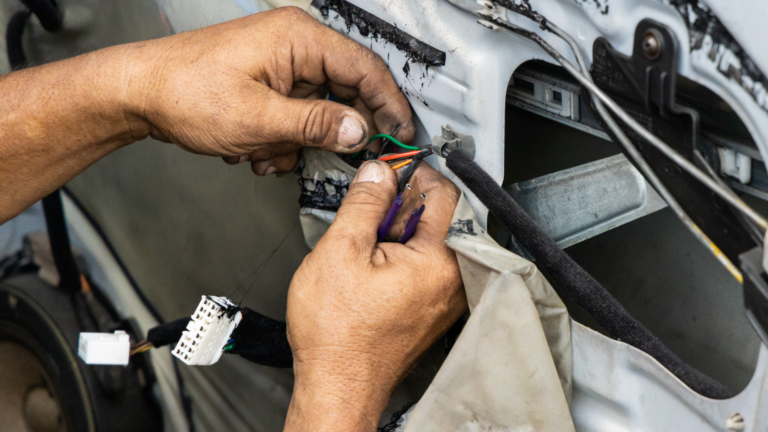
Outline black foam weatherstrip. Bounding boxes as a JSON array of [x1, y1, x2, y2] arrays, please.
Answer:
[[445, 149, 735, 399]]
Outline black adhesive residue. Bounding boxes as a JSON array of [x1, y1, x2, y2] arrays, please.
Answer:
[[448, 219, 478, 237], [494, 0, 549, 29], [205, 296, 241, 320], [298, 176, 350, 212], [317, 0, 446, 67], [664, 0, 768, 113]]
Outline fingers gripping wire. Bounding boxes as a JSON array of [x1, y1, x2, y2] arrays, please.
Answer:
[[376, 149, 433, 243], [378, 124, 403, 158], [479, 6, 766, 281]]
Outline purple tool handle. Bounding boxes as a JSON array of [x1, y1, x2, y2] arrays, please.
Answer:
[[399, 205, 425, 244], [377, 193, 403, 242]]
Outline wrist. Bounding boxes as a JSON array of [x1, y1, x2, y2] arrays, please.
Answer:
[[98, 42, 155, 142], [285, 351, 397, 432], [285, 374, 388, 432]]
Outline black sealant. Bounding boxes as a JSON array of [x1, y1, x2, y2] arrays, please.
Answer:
[[315, 0, 446, 68]]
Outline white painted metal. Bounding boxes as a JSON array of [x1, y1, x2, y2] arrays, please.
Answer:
[[572, 321, 768, 432]]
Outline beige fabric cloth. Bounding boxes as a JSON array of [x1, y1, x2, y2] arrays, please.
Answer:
[[298, 149, 357, 249], [402, 195, 574, 431], [297, 150, 574, 430]]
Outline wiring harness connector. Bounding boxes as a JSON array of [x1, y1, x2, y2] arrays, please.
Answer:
[[173, 296, 242, 366], [78, 330, 131, 366]]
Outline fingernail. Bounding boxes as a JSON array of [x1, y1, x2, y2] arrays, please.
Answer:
[[237, 155, 249, 164], [265, 166, 277, 176], [338, 115, 365, 149], [253, 160, 271, 176], [354, 161, 384, 184]]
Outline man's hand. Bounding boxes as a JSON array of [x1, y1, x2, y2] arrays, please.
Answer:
[[0, 6, 413, 222], [284, 161, 468, 431], [131, 7, 413, 175]]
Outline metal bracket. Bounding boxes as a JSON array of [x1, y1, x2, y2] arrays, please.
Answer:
[[431, 125, 476, 159], [590, 19, 754, 264]]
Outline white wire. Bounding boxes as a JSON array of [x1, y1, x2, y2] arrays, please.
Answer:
[[544, 23, 745, 281], [557, 49, 768, 230], [487, 14, 768, 230]]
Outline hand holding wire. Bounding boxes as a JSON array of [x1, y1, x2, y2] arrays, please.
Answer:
[[376, 148, 433, 243], [285, 160, 465, 431]]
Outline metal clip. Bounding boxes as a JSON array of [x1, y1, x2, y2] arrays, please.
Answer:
[[431, 125, 476, 159]]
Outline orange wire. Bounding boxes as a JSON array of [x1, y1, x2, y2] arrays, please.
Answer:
[[390, 159, 412, 170], [378, 150, 421, 162], [80, 274, 91, 293]]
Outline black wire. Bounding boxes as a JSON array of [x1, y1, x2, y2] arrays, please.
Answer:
[[19, 0, 63, 32], [41, 191, 83, 293], [377, 124, 402, 158], [6, 10, 30, 70], [233, 222, 298, 305], [398, 149, 433, 193]]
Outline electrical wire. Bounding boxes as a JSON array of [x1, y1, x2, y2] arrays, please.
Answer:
[[235, 222, 297, 305], [378, 124, 402, 158], [369, 134, 420, 151], [480, 9, 766, 281], [542, 20, 746, 282], [352, 132, 420, 158], [379, 150, 422, 162], [391, 159, 413, 170], [484, 14, 767, 231], [130, 341, 154, 356]]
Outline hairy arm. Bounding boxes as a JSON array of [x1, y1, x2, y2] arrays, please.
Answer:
[[0, 7, 413, 224], [0, 45, 149, 221]]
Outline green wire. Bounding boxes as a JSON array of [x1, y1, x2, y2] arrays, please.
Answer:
[[368, 134, 420, 151], [223, 345, 233, 352], [351, 133, 420, 158]]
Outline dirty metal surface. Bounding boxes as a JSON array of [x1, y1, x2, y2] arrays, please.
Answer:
[[507, 154, 666, 249]]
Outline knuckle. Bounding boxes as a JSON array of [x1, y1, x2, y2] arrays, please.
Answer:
[[343, 185, 388, 207], [301, 102, 331, 146], [276, 6, 309, 20]]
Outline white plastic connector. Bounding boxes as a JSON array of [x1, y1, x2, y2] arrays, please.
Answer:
[[78, 330, 130, 366], [718, 147, 752, 184], [172, 296, 242, 366]]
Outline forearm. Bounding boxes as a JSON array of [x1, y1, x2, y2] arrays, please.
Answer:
[[0, 43, 150, 222]]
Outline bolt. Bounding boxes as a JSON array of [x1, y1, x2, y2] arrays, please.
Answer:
[[642, 30, 662, 60]]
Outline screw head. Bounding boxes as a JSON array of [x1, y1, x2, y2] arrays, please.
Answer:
[[642, 30, 662, 60]]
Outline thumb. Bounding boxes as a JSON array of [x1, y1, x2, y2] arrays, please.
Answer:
[[321, 161, 398, 253], [257, 92, 370, 153]]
